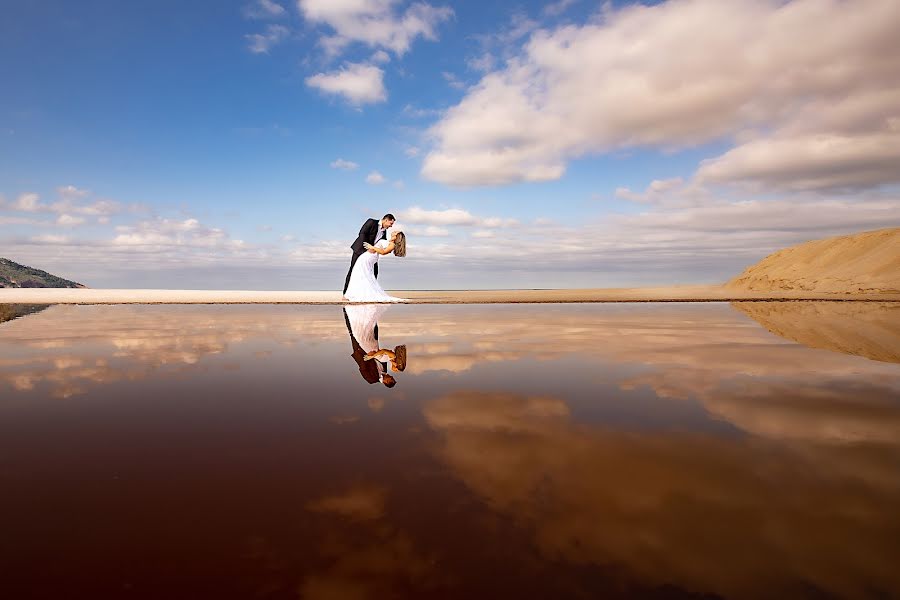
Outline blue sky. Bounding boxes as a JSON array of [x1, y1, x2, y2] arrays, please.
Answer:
[[2, 0, 898, 289]]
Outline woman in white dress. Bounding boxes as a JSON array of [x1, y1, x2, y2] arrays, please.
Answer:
[[344, 225, 407, 303]]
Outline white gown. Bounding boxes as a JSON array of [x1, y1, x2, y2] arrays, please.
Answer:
[[344, 239, 406, 303]]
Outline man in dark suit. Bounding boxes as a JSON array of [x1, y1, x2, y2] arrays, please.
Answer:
[[342, 213, 395, 298]]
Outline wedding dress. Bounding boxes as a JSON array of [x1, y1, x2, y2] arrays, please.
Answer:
[[345, 304, 390, 354], [344, 239, 406, 303]]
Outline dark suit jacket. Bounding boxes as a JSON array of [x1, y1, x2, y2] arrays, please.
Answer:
[[350, 218, 385, 253]]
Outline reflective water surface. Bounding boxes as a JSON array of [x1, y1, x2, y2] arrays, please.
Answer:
[[1, 302, 898, 599]]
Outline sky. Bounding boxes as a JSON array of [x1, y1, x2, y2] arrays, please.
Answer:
[[1, 0, 899, 290]]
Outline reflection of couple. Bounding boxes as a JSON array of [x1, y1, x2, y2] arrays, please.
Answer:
[[342, 214, 408, 303], [343, 306, 406, 387]]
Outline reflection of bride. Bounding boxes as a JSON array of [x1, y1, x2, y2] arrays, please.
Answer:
[[344, 225, 408, 303], [343, 305, 406, 387]]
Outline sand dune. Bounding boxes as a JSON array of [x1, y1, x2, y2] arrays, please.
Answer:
[[727, 227, 900, 295]]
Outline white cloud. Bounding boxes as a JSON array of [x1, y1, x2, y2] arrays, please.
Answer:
[[112, 218, 245, 250], [404, 146, 420, 158], [0, 216, 42, 226], [306, 62, 386, 105], [696, 130, 900, 191], [371, 49, 391, 64], [11, 193, 42, 212], [31, 234, 70, 244], [56, 185, 89, 201], [615, 178, 689, 205], [411, 226, 450, 237], [399, 206, 516, 228], [471, 230, 494, 239], [56, 214, 87, 227], [401, 206, 478, 226], [423, 0, 900, 189], [297, 0, 453, 57], [244, 0, 286, 19], [365, 170, 387, 185], [442, 71, 465, 90], [245, 24, 289, 54], [330, 158, 359, 170], [466, 52, 495, 73], [543, 0, 578, 17]]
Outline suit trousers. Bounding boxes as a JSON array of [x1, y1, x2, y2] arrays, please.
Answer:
[[343, 250, 378, 294]]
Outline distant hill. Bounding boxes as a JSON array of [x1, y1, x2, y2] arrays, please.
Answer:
[[0, 258, 86, 289], [727, 228, 900, 295]]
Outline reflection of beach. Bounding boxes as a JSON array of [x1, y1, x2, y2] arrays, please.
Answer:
[[424, 390, 900, 599]]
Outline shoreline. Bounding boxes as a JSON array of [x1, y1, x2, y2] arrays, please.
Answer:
[[2, 286, 899, 305]]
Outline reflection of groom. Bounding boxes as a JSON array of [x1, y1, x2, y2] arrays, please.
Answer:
[[343, 308, 394, 387], [342, 213, 395, 298]]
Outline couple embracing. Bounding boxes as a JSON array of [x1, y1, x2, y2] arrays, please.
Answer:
[[342, 214, 407, 303]]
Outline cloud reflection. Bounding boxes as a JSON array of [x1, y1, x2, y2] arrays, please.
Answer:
[[424, 390, 900, 598]]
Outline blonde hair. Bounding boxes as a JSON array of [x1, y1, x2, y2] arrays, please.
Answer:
[[392, 232, 407, 257], [392, 345, 407, 371]]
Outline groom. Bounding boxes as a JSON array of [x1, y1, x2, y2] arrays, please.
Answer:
[[343, 213, 395, 298]]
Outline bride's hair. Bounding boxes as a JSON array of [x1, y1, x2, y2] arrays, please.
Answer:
[[392, 232, 407, 257], [392, 345, 407, 371]]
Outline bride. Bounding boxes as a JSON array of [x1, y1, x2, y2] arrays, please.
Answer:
[[344, 225, 407, 303]]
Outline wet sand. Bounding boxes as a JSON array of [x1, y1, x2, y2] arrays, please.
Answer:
[[2, 285, 899, 304]]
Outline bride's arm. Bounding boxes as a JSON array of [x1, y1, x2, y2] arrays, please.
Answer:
[[369, 242, 394, 255]]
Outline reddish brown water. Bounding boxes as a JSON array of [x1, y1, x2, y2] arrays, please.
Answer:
[[1, 303, 898, 599]]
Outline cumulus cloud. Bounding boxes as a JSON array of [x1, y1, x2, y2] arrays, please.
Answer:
[[112, 218, 245, 250], [365, 170, 387, 185], [56, 214, 86, 227], [30, 234, 70, 244], [400, 206, 478, 226], [423, 0, 900, 189], [696, 130, 900, 191], [399, 206, 518, 229], [409, 226, 449, 237], [245, 24, 289, 54], [11, 193, 42, 212], [56, 185, 89, 201], [330, 158, 359, 170], [297, 0, 453, 57], [543, 0, 578, 17], [306, 62, 386, 105], [243, 0, 286, 19], [370, 49, 391, 64]]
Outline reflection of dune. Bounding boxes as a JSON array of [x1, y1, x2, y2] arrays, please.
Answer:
[[424, 391, 900, 599], [733, 301, 900, 363]]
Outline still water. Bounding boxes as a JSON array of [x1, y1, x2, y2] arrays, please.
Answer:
[[1, 302, 899, 599]]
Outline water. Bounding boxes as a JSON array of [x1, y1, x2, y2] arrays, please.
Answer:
[[1, 302, 898, 599]]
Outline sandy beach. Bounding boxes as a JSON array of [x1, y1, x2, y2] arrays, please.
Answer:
[[2, 286, 899, 305]]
